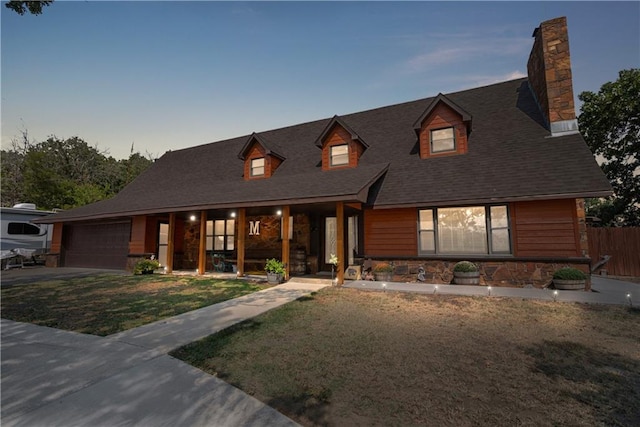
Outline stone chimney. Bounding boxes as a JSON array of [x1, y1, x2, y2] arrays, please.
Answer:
[[527, 17, 579, 136]]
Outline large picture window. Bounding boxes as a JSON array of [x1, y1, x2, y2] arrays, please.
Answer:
[[206, 219, 235, 251], [418, 205, 511, 255]]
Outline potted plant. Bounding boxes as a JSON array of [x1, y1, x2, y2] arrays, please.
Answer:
[[134, 258, 160, 275], [265, 258, 285, 284], [373, 262, 394, 282], [329, 253, 339, 285], [453, 261, 480, 285], [553, 267, 587, 290]]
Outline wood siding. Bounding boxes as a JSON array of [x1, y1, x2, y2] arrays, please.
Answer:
[[321, 124, 364, 170], [129, 216, 147, 254], [512, 199, 579, 257], [364, 208, 417, 256], [418, 103, 468, 159], [588, 227, 640, 277], [51, 222, 63, 253]]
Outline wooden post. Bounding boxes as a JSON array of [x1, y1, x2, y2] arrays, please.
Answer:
[[336, 201, 345, 285], [282, 206, 290, 280], [198, 211, 207, 275], [237, 208, 246, 277], [166, 212, 176, 273]]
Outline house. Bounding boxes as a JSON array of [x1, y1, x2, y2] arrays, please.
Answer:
[[36, 17, 612, 287]]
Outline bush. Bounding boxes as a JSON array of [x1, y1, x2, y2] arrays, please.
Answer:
[[134, 259, 160, 275], [265, 258, 285, 274], [373, 262, 393, 273], [553, 267, 587, 280], [453, 261, 479, 273]]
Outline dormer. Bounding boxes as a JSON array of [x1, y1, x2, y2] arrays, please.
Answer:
[[315, 115, 368, 171], [238, 133, 285, 180], [413, 94, 472, 159]]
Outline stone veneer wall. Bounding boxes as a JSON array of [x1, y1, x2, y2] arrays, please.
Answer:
[[368, 259, 591, 290]]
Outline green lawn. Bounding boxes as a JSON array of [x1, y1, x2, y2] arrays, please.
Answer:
[[172, 288, 640, 427], [1, 274, 270, 336]]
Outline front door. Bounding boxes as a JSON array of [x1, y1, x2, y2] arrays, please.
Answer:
[[323, 215, 358, 270], [158, 222, 169, 267]]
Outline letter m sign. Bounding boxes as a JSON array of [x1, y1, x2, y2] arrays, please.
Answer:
[[249, 220, 260, 236]]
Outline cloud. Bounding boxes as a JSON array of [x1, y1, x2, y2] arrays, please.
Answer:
[[402, 36, 531, 74]]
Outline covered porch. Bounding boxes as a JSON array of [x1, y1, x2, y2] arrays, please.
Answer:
[[128, 201, 364, 285]]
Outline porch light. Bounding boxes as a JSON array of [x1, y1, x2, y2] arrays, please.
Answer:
[[189, 215, 196, 221], [230, 212, 236, 218], [276, 209, 282, 216]]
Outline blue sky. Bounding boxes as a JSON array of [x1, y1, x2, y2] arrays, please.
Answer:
[[2, 1, 639, 160]]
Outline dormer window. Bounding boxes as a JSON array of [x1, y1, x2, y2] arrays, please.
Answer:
[[330, 144, 349, 167], [251, 157, 265, 176], [430, 127, 455, 153]]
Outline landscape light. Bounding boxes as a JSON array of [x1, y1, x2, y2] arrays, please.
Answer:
[[487, 286, 492, 296], [553, 290, 558, 302], [434, 285, 438, 294], [627, 293, 632, 307], [382, 283, 387, 291]]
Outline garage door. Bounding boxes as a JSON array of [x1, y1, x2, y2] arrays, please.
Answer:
[[63, 221, 130, 269]]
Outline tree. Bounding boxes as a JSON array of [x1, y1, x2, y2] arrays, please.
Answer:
[[4, 1, 53, 15], [578, 69, 640, 226]]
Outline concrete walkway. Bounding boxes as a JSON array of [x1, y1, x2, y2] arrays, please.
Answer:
[[1, 281, 326, 427], [343, 275, 639, 306]]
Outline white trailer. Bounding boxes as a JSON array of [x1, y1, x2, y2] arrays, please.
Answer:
[[1, 203, 55, 268]]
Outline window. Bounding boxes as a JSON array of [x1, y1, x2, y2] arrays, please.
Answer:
[[430, 127, 455, 153], [206, 219, 235, 251], [251, 158, 265, 176], [7, 222, 42, 235], [330, 144, 349, 166], [418, 206, 511, 255]]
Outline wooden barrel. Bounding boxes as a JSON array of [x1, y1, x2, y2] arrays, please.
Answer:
[[290, 249, 307, 275]]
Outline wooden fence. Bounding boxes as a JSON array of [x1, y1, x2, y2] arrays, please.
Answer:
[[587, 227, 640, 277]]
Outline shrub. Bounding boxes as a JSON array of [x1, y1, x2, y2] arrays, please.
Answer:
[[553, 267, 587, 280], [453, 261, 479, 273], [373, 262, 393, 273], [134, 259, 160, 275], [265, 258, 285, 274]]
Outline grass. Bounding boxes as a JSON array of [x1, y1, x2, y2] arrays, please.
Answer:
[[0, 274, 270, 336], [171, 288, 640, 427]]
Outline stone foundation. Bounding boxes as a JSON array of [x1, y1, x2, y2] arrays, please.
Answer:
[[365, 259, 591, 290]]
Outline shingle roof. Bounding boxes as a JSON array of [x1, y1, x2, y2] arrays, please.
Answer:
[[41, 78, 611, 223]]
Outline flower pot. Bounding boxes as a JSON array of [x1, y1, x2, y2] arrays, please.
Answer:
[[374, 272, 393, 282], [266, 272, 282, 285], [553, 279, 585, 290], [453, 271, 480, 285]]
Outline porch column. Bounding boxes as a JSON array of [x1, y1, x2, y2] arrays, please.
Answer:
[[237, 208, 246, 277], [166, 213, 176, 273], [198, 211, 207, 275], [282, 205, 291, 280], [336, 201, 345, 285]]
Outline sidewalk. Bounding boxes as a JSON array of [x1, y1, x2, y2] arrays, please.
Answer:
[[343, 275, 639, 306], [1, 281, 327, 427]]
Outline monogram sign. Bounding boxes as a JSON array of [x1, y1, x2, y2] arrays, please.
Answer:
[[249, 220, 260, 236]]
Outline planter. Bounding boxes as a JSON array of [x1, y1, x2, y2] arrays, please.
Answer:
[[374, 272, 393, 282], [453, 271, 480, 285], [553, 279, 586, 290], [266, 272, 283, 285]]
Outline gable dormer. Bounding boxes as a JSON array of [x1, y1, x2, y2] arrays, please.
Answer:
[[413, 94, 472, 159], [315, 115, 368, 171], [238, 133, 285, 180]]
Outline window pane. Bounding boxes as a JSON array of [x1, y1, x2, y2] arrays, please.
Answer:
[[159, 223, 169, 244], [491, 228, 510, 253], [437, 207, 487, 253], [214, 236, 224, 250], [420, 231, 435, 252], [330, 145, 349, 166], [490, 206, 508, 228], [251, 158, 265, 176], [419, 210, 434, 230], [206, 236, 213, 251], [226, 219, 235, 235], [226, 236, 234, 251], [431, 127, 455, 152], [214, 220, 225, 235], [206, 220, 213, 236]]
